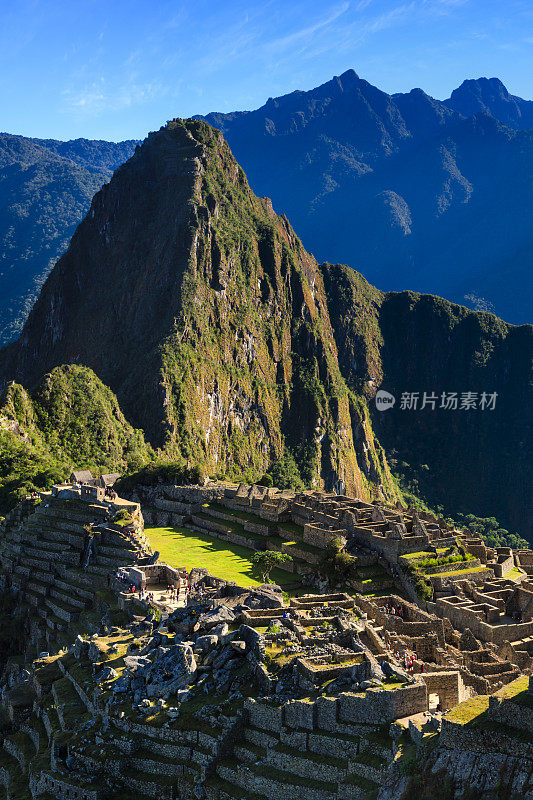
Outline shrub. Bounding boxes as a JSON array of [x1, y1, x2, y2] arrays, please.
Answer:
[[251, 550, 292, 582], [321, 538, 357, 580], [412, 570, 433, 601], [267, 450, 304, 491], [117, 460, 207, 493], [399, 754, 418, 776], [113, 509, 134, 527]]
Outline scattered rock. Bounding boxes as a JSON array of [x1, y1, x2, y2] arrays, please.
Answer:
[[198, 606, 237, 630], [73, 635, 89, 660], [195, 634, 219, 652], [96, 666, 118, 683]]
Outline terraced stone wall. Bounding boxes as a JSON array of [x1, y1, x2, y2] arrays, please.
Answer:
[[436, 597, 533, 643]]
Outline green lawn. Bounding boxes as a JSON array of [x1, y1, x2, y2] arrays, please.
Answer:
[[145, 525, 298, 588], [505, 567, 526, 582], [401, 548, 449, 561], [444, 695, 489, 725], [425, 565, 488, 578]]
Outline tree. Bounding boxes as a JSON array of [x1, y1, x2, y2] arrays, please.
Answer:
[[251, 550, 292, 583], [267, 450, 304, 491]]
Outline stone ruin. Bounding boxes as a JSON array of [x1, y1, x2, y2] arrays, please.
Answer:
[[0, 479, 532, 798]]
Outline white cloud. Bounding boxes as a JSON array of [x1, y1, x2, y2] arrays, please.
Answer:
[[265, 2, 350, 53], [61, 77, 167, 116]]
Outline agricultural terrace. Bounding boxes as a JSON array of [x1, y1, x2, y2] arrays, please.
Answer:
[[144, 524, 299, 588]]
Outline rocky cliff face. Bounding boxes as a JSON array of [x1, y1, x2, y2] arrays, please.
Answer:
[[0, 120, 397, 500], [323, 264, 533, 540]]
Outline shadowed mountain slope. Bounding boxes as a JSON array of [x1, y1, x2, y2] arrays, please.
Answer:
[[323, 265, 533, 540], [0, 119, 397, 501], [0, 134, 138, 346], [200, 70, 533, 325]]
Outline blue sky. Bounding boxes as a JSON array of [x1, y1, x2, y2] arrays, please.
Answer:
[[1, 0, 532, 142]]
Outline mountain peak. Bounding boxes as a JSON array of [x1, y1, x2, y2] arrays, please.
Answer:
[[1, 116, 392, 499], [336, 68, 360, 87], [445, 76, 533, 129], [449, 76, 509, 104]]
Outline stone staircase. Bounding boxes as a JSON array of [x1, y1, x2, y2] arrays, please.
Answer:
[[16, 647, 242, 800], [0, 498, 148, 639], [203, 698, 395, 800]]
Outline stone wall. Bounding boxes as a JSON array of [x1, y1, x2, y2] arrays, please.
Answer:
[[440, 716, 533, 759], [239, 624, 265, 660], [303, 523, 346, 548], [493, 554, 514, 578], [430, 568, 494, 591], [421, 671, 465, 710], [488, 695, 533, 734], [296, 654, 370, 686], [34, 771, 99, 800], [356, 594, 444, 643], [338, 683, 428, 722], [244, 680, 427, 734], [436, 598, 533, 643]]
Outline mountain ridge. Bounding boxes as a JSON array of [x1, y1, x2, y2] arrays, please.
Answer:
[[0, 119, 399, 503], [199, 70, 533, 325], [0, 118, 530, 539], [0, 133, 139, 346], [0, 70, 531, 348]]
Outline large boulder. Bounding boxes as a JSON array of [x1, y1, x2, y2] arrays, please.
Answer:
[[198, 606, 236, 630], [112, 675, 131, 693], [124, 655, 153, 678], [212, 644, 237, 670], [195, 634, 219, 653], [96, 665, 118, 683], [146, 644, 197, 698], [189, 567, 211, 583], [249, 584, 284, 609], [73, 636, 89, 661], [211, 623, 229, 638], [381, 660, 409, 683], [88, 640, 108, 663]]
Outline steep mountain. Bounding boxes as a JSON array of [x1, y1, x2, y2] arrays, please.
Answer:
[[0, 134, 138, 346], [0, 119, 397, 502], [444, 76, 533, 129], [1, 118, 530, 538], [200, 70, 533, 324], [323, 265, 533, 541], [0, 363, 151, 513]]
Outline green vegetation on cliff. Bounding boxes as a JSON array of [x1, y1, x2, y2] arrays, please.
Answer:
[[0, 364, 151, 513], [323, 263, 532, 542], [1, 119, 400, 504]]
